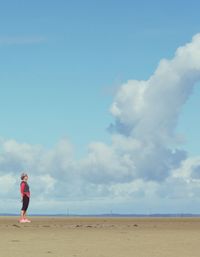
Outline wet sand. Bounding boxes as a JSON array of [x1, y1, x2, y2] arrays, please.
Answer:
[[1, 216, 200, 257]]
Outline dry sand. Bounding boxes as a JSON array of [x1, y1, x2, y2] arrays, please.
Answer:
[[1, 216, 200, 257]]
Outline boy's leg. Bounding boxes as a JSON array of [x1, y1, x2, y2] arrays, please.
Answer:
[[23, 196, 30, 221], [20, 196, 26, 219], [21, 210, 25, 218]]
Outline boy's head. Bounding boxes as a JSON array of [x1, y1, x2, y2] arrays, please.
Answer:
[[21, 172, 28, 181]]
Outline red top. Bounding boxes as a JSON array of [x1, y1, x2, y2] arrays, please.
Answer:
[[20, 181, 30, 198]]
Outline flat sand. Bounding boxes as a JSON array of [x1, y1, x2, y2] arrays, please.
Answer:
[[1, 216, 200, 257]]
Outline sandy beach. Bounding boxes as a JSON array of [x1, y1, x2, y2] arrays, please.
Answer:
[[0, 217, 200, 257]]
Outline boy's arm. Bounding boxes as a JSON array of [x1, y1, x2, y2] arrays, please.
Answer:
[[20, 182, 25, 198]]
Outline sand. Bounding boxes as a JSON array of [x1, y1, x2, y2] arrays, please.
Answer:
[[1, 216, 200, 257]]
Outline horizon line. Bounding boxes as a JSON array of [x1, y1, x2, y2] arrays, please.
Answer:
[[1, 213, 200, 217]]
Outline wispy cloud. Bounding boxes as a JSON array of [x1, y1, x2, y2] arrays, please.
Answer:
[[0, 36, 47, 45]]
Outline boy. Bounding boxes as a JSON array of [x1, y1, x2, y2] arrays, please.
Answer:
[[20, 173, 31, 223]]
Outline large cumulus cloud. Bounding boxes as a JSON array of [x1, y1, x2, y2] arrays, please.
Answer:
[[108, 34, 200, 181]]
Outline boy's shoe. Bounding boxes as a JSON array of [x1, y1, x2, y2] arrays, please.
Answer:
[[19, 218, 27, 223], [24, 218, 31, 223]]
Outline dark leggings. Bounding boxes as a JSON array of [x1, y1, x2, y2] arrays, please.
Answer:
[[21, 195, 30, 211]]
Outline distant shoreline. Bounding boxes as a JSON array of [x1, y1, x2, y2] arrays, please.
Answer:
[[1, 213, 200, 217]]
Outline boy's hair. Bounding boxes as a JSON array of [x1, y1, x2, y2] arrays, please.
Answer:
[[21, 172, 28, 180]]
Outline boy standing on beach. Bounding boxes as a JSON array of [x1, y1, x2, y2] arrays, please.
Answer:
[[20, 173, 31, 223]]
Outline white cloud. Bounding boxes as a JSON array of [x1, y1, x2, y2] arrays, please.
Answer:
[[0, 174, 16, 196], [107, 33, 200, 181], [79, 140, 136, 184], [1, 34, 200, 213], [110, 35, 200, 143], [173, 157, 200, 182]]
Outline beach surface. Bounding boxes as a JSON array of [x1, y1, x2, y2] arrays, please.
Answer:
[[1, 216, 200, 257]]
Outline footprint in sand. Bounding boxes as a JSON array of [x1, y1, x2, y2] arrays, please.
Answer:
[[12, 224, 21, 228]]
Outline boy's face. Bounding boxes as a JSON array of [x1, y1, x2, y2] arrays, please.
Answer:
[[24, 175, 28, 181]]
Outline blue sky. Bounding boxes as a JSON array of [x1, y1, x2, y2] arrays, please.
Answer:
[[0, 0, 200, 214], [0, 0, 199, 153]]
